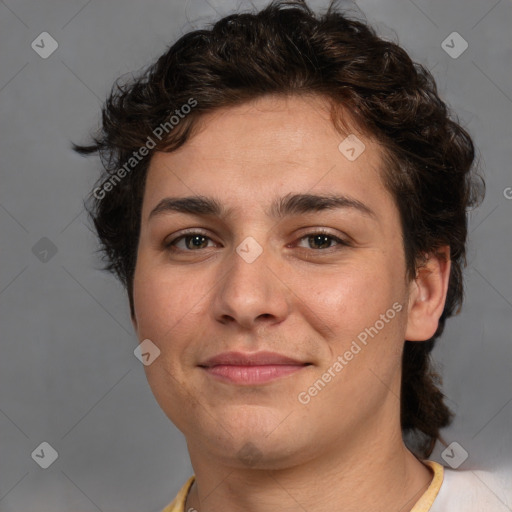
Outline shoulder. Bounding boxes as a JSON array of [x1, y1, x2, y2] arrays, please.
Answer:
[[430, 464, 511, 512]]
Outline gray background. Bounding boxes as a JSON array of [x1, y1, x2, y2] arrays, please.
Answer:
[[0, 0, 511, 511]]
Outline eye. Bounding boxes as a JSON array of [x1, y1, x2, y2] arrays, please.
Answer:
[[295, 230, 349, 250], [164, 229, 349, 253], [165, 231, 216, 251]]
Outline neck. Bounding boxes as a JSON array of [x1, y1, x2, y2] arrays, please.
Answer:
[[185, 424, 433, 512]]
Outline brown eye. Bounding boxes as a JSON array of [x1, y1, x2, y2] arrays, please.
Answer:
[[165, 232, 215, 251], [296, 231, 348, 250], [307, 234, 336, 249]]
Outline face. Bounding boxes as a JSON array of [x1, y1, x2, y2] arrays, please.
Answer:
[[132, 94, 413, 469]]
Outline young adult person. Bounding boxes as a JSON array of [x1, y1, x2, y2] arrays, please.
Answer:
[[75, 1, 501, 510]]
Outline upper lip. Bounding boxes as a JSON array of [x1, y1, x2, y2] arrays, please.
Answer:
[[199, 351, 309, 367]]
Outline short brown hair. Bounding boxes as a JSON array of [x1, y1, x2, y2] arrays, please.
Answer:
[[74, 0, 484, 458]]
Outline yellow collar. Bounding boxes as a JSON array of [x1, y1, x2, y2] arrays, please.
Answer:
[[161, 459, 444, 512]]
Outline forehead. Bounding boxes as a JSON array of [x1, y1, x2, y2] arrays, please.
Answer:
[[142, 94, 394, 221]]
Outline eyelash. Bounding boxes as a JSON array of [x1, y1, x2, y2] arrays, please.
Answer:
[[164, 228, 349, 253]]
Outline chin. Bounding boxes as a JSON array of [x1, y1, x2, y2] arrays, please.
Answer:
[[200, 420, 314, 470]]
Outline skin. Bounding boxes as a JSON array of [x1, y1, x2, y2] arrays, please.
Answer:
[[131, 94, 451, 512]]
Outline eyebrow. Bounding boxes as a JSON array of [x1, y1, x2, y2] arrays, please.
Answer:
[[148, 193, 376, 221]]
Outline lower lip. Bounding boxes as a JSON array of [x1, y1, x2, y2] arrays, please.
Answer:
[[202, 364, 307, 384]]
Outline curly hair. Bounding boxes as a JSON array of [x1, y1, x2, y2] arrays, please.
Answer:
[[74, 0, 484, 458]]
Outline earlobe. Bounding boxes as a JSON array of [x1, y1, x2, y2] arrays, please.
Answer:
[[405, 246, 451, 342]]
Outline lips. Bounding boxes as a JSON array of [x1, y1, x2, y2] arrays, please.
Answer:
[[199, 351, 311, 385], [200, 351, 307, 367]]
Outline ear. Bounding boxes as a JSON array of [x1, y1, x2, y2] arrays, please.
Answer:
[[405, 246, 451, 342]]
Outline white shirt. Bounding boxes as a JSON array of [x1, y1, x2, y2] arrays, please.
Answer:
[[429, 464, 512, 511]]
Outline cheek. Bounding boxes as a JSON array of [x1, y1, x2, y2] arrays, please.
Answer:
[[294, 256, 405, 343], [293, 265, 406, 415], [132, 261, 194, 338], [132, 264, 206, 430], [132, 260, 216, 376]]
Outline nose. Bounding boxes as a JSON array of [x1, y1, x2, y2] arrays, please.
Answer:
[[211, 238, 291, 331]]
